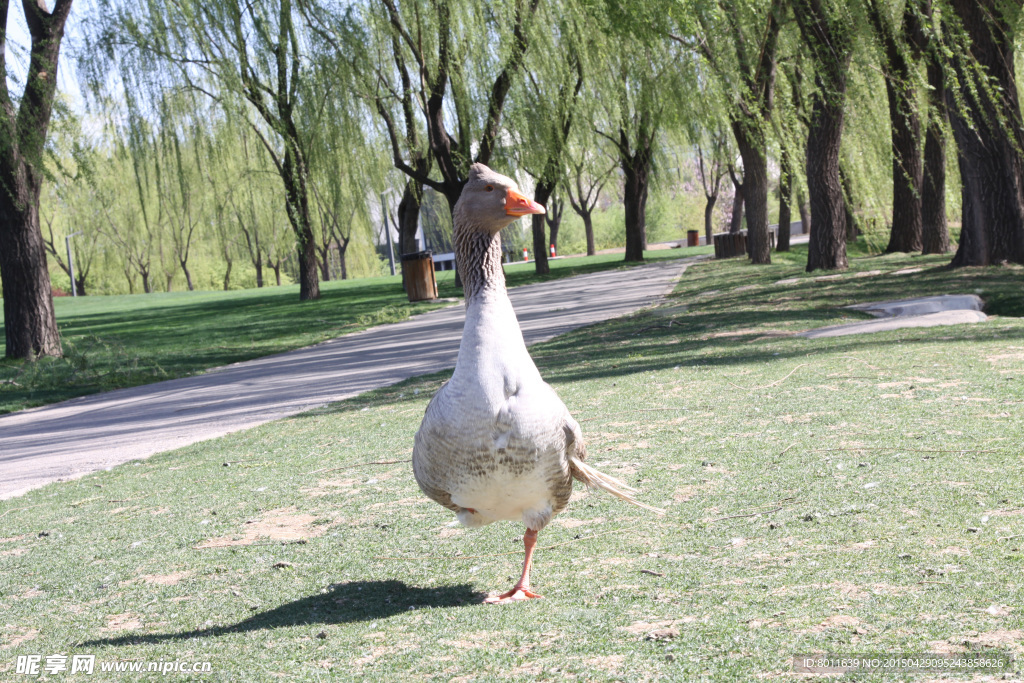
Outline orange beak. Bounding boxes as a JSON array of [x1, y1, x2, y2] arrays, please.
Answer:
[[505, 189, 546, 217]]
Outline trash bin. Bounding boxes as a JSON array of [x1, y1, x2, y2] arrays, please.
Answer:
[[401, 251, 438, 302], [687, 230, 700, 247]]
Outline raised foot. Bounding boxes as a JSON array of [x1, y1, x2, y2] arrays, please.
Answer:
[[483, 587, 543, 604]]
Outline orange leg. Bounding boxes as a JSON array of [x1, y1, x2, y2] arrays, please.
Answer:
[[484, 528, 543, 604]]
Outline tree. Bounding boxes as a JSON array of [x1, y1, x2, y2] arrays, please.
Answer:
[[91, 0, 328, 300], [694, 128, 728, 247], [866, 0, 925, 253], [943, 0, 1024, 266], [685, 0, 782, 264], [40, 120, 99, 295], [545, 195, 564, 254], [774, 58, 812, 253], [510, 3, 585, 274], [918, 0, 950, 255], [565, 147, 613, 257], [727, 165, 745, 233], [159, 106, 206, 291], [0, 0, 72, 359], [593, 36, 673, 262], [42, 190, 96, 295], [363, 0, 541, 213], [95, 144, 158, 293], [791, 0, 856, 272]]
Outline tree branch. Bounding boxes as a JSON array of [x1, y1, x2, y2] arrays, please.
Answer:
[[476, 0, 541, 164]]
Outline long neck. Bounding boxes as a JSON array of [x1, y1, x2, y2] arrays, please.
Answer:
[[454, 224, 506, 302]]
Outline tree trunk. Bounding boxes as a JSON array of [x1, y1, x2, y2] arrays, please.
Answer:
[[921, 56, 950, 254], [223, 259, 232, 291], [583, 212, 596, 256], [397, 179, 423, 255], [841, 165, 860, 242], [704, 194, 718, 247], [804, 75, 850, 271], [946, 0, 1024, 266], [339, 247, 349, 280], [622, 144, 651, 262], [868, 0, 925, 253], [777, 151, 793, 252], [546, 196, 563, 253], [180, 262, 194, 291], [0, 196, 62, 358], [530, 180, 553, 274], [733, 123, 771, 263], [318, 249, 331, 281], [729, 182, 745, 233], [798, 190, 811, 237], [883, 78, 924, 252], [254, 256, 264, 288], [141, 269, 152, 294], [281, 145, 320, 300], [793, 0, 853, 271], [74, 276, 86, 296], [0, 0, 74, 359]]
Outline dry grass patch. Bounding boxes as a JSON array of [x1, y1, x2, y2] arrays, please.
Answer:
[[583, 654, 625, 671], [0, 628, 38, 649], [811, 615, 863, 632], [139, 570, 192, 586], [961, 630, 1024, 653], [195, 507, 328, 548], [102, 613, 143, 633]]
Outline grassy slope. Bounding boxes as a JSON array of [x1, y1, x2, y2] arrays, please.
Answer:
[[0, 247, 707, 414], [1, 243, 1022, 681]]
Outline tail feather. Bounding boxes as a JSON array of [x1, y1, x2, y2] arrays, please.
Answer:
[[569, 455, 665, 515]]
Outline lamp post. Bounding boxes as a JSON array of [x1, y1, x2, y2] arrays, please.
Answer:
[[66, 231, 83, 297]]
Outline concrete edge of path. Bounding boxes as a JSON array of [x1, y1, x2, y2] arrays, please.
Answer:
[[799, 309, 988, 339], [845, 294, 985, 318]]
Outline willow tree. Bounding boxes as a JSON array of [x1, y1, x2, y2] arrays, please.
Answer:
[[791, 0, 858, 271], [918, 0, 950, 255], [866, 0, 927, 253], [353, 0, 542, 215], [943, 0, 1024, 266], [591, 29, 680, 262], [303, 1, 431, 256], [694, 126, 729, 247], [507, 1, 586, 274], [682, 0, 782, 264], [564, 134, 615, 257], [0, 0, 73, 359], [87, 0, 327, 300]]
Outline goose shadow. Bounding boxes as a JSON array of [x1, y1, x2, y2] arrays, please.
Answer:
[[81, 580, 484, 648]]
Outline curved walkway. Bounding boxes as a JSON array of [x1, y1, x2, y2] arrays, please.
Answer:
[[0, 257, 700, 499]]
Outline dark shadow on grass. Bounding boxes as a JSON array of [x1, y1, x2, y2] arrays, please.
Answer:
[[80, 580, 484, 648]]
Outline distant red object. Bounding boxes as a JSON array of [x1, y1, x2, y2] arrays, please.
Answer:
[[522, 247, 529, 261], [549, 244, 556, 257]]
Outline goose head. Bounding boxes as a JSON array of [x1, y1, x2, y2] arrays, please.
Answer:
[[454, 163, 546, 234]]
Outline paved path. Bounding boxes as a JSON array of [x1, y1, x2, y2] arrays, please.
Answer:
[[0, 257, 699, 500]]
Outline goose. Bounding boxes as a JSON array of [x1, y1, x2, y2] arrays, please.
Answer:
[[412, 163, 662, 604]]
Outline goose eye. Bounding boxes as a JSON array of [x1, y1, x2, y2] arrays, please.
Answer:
[[485, 185, 494, 192]]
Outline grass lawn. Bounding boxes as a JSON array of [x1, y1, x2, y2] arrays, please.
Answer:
[[0, 247, 708, 414], [1, 242, 1022, 680]]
